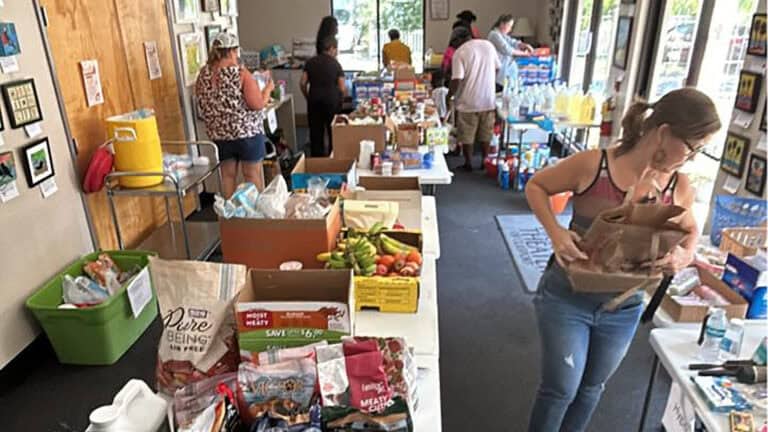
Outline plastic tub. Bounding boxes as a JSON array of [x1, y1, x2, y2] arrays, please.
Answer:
[[550, 191, 572, 215], [710, 195, 767, 246], [25, 251, 158, 365]]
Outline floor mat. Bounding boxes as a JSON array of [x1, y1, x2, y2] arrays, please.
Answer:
[[496, 213, 571, 293]]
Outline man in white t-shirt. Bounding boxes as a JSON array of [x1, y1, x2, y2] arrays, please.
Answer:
[[449, 28, 500, 171]]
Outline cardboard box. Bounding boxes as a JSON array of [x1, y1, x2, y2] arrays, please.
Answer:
[[395, 124, 422, 147], [331, 115, 388, 160], [290, 155, 357, 193], [393, 66, 416, 81], [351, 177, 422, 230], [220, 200, 342, 269], [649, 266, 749, 323], [236, 269, 354, 352], [353, 231, 422, 313]]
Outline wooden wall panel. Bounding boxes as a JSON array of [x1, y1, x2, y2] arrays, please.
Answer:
[[42, 0, 195, 249]]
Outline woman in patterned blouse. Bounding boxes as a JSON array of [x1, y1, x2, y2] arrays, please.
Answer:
[[196, 32, 274, 196]]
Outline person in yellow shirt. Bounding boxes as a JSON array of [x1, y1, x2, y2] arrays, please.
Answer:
[[382, 29, 412, 67]]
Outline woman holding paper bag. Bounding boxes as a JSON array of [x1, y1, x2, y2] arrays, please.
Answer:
[[524, 88, 721, 432]]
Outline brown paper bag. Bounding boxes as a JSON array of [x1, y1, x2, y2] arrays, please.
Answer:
[[565, 187, 688, 301]]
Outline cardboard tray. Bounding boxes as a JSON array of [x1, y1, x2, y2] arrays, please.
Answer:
[[331, 115, 389, 160]]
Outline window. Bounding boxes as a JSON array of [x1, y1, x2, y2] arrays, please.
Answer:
[[332, 0, 424, 72]]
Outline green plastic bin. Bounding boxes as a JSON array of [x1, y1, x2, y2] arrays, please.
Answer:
[[25, 250, 158, 365]]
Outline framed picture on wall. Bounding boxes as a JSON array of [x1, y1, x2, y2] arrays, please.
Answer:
[[179, 32, 206, 87], [1, 78, 42, 129], [21, 137, 54, 187], [720, 133, 750, 177], [612, 16, 633, 70], [204, 25, 222, 50], [429, 0, 450, 20], [760, 103, 767, 132], [0, 22, 21, 57], [219, 0, 237, 16], [201, 0, 219, 13], [745, 153, 766, 196], [0, 151, 16, 187], [747, 13, 767, 57], [172, 0, 199, 23], [735, 71, 762, 113]]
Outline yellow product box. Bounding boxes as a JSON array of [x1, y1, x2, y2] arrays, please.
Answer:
[[354, 275, 419, 313]]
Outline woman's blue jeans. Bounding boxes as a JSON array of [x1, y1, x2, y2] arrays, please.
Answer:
[[528, 260, 643, 432]]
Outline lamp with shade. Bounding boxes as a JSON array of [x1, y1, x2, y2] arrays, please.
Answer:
[[511, 17, 534, 44]]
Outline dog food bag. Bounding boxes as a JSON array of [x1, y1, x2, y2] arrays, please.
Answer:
[[345, 351, 393, 414], [236, 302, 351, 334], [245, 340, 328, 365], [344, 337, 418, 410], [174, 373, 246, 432], [237, 358, 317, 425], [316, 344, 351, 407], [150, 258, 247, 395], [323, 396, 413, 432]]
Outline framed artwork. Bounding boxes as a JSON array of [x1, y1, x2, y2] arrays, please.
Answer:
[[22, 138, 54, 187], [0, 22, 21, 57], [761, 103, 767, 132], [1, 79, 42, 129], [429, 0, 449, 20], [219, 0, 237, 16], [179, 32, 206, 87], [747, 13, 767, 57], [204, 25, 222, 49], [172, 0, 199, 23], [613, 17, 633, 70], [0, 151, 16, 187], [720, 133, 750, 177], [735, 71, 762, 113], [201, 0, 219, 12], [745, 153, 766, 196]]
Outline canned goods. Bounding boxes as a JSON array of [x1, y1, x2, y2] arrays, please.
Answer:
[[371, 152, 381, 169]]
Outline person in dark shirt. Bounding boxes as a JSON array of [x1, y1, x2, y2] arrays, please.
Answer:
[[301, 36, 347, 157]]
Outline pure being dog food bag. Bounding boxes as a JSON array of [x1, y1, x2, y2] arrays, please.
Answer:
[[149, 258, 247, 395], [236, 357, 318, 426]]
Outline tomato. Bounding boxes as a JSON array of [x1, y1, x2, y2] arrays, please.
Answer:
[[406, 250, 422, 265]]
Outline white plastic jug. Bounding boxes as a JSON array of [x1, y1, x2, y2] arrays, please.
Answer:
[[358, 140, 375, 169], [86, 379, 168, 432]]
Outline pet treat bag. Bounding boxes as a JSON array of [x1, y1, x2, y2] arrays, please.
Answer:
[[150, 258, 247, 394]]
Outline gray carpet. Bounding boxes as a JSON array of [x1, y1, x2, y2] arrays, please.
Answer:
[[0, 152, 671, 432], [496, 213, 572, 293]]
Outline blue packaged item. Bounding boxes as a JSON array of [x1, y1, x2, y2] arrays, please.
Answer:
[[748, 287, 767, 319], [422, 151, 434, 169], [722, 253, 767, 319], [710, 195, 767, 245]]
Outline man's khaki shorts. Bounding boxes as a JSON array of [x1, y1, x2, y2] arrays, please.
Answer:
[[456, 110, 495, 144]]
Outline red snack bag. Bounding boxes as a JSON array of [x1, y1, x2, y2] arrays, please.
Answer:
[[342, 339, 379, 356], [344, 351, 393, 414]]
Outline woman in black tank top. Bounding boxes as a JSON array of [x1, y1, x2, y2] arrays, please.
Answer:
[[523, 88, 721, 432]]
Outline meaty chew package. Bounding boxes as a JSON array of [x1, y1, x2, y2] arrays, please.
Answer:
[[150, 258, 247, 395]]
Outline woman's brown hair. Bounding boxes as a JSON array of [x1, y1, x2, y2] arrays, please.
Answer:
[[206, 41, 236, 67], [616, 87, 721, 156]]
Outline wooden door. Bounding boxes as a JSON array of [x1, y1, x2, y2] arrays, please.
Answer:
[[41, 0, 194, 249]]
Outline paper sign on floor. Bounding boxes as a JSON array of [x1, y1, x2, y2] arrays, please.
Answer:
[[0, 181, 19, 202], [40, 177, 58, 198], [127, 268, 152, 318], [662, 381, 695, 432]]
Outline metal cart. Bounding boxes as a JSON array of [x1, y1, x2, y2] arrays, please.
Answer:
[[104, 141, 222, 260]]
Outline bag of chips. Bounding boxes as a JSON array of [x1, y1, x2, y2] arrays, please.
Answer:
[[150, 258, 247, 395]]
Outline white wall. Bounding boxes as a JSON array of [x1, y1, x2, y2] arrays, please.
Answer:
[[0, 0, 93, 367], [239, 0, 544, 54]]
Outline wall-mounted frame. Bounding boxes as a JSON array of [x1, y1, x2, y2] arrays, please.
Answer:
[[178, 32, 206, 87], [613, 16, 633, 70], [720, 132, 750, 177], [0, 151, 16, 187], [172, 0, 199, 23], [735, 70, 762, 113], [1, 78, 43, 129], [429, 0, 449, 20], [201, 0, 220, 13], [22, 137, 54, 188], [204, 25, 222, 50], [747, 13, 767, 57], [761, 103, 766, 132], [745, 153, 766, 196], [219, 0, 238, 16], [0, 22, 21, 57]]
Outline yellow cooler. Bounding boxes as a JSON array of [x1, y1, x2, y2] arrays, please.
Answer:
[[106, 109, 163, 188]]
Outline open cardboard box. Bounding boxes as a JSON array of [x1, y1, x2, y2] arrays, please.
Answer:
[[331, 114, 395, 160], [647, 265, 748, 323], [235, 269, 355, 352], [219, 200, 342, 269], [290, 154, 357, 193], [345, 176, 423, 230]]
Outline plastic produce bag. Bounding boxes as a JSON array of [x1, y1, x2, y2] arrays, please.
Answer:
[[62, 274, 110, 306], [214, 183, 263, 219], [256, 176, 290, 219], [83, 253, 123, 295]]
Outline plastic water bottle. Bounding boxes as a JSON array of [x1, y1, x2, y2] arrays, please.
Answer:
[[720, 318, 745, 360], [499, 160, 510, 190], [699, 308, 728, 362]]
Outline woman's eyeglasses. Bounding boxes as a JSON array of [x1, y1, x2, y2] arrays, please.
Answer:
[[682, 138, 704, 160]]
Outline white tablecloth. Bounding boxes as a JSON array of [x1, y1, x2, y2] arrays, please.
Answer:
[[357, 150, 453, 185], [649, 323, 767, 432], [421, 196, 440, 259], [413, 355, 442, 431]]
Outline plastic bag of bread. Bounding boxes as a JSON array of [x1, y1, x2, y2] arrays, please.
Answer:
[[149, 258, 247, 395]]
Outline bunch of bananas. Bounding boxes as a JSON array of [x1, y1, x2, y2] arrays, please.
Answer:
[[316, 222, 418, 276]]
